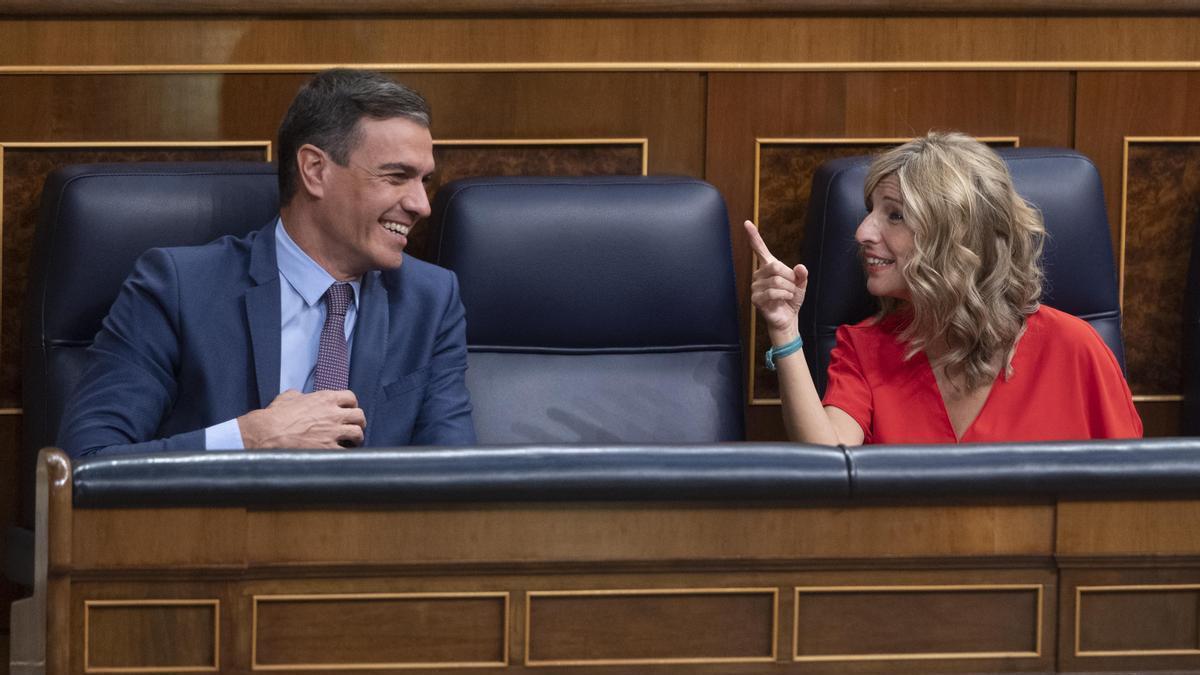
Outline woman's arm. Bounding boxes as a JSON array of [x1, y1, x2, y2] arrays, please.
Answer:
[[744, 221, 866, 446]]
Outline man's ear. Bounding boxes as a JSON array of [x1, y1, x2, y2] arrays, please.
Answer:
[[296, 144, 328, 200]]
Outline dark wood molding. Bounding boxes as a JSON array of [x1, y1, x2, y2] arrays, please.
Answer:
[[3, 0, 1200, 17]]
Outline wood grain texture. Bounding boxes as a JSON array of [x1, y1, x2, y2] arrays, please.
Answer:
[[1121, 141, 1200, 396], [1075, 71, 1200, 435], [1059, 568, 1200, 673], [1, 17, 1200, 68], [1077, 588, 1200, 653], [254, 595, 506, 667], [1057, 500, 1200, 556], [527, 591, 774, 663], [8, 0, 1200, 16], [795, 587, 1040, 658], [86, 602, 217, 670]]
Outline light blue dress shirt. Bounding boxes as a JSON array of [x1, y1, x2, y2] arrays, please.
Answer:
[[205, 219, 360, 449]]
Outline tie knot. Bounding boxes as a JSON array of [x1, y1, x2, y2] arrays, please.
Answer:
[[325, 282, 353, 318]]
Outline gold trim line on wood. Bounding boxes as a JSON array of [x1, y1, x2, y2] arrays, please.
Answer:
[[1133, 394, 1184, 402], [0, 408, 21, 415], [1075, 584, 1200, 657], [525, 587, 778, 667], [250, 591, 510, 671], [747, 136, 1018, 405], [7, 62, 1200, 75], [83, 599, 220, 674], [793, 584, 1043, 663]]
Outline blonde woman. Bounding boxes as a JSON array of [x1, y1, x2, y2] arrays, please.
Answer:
[[746, 132, 1142, 445]]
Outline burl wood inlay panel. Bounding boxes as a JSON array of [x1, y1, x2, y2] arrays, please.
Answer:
[[85, 600, 218, 671], [752, 139, 1016, 401], [526, 589, 776, 665], [0, 145, 268, 409], [794, 586, 1041, 660], [252, 593, 507, 669], [409, 142, 644, 260], [1122, 141, 1200, 396], [1078, 587, 1200, 655]]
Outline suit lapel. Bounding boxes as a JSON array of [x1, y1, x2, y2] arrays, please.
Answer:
[[349, 269, 388, 442], [245, 222, 282, 409]]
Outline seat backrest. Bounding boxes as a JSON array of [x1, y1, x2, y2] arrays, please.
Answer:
[[429, 176, 744, 443], [800, 147, 1125, 396], [21, 162, 278, 518]]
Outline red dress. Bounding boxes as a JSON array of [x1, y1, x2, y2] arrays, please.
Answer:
[[822, 305, 1143, 443]]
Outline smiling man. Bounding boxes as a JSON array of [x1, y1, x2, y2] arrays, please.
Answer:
[[58, 69, 476, 456]]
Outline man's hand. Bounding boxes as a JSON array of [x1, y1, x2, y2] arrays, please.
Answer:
[[237, 389, 365, 449], [744, 220, 808, 342]]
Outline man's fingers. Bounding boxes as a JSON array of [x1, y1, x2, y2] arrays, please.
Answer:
[[338, 425, 365, 447], [312, 389, 359, 407], [342, 407, 367, 428], [743, 220, 777, 264]]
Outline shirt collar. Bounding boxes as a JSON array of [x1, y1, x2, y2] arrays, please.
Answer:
[[275, 218, 361, 308]]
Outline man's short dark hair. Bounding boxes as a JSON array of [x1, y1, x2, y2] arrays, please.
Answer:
[[277, 69, 432, 205]]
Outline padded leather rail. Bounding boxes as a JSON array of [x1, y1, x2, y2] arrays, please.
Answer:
[[70, 439, 1200, 508], [846, 437, 1200, 497], [70, 444, 850, 507]]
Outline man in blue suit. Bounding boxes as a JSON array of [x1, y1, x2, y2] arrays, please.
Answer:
[[58, 69, 476, 456]]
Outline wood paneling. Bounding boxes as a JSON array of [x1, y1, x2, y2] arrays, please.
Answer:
[[1, 18, 1200, 68], [1075, 72, 1200, 435], [1057, 500, 1200, 556], [8, 1, 1200, 16], [1121, 140, 1200, 397], [1077, 586, 1200, 654], [253, 593, 507, 668], [794, 585, 1041, 661], [526, 589, 775, 664], [1058, 568, 1200, 673], [705, 71, 1072, 436], [85, 600, 218, 671]]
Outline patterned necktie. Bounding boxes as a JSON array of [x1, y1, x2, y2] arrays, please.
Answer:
[[312, 282, 353, 391]]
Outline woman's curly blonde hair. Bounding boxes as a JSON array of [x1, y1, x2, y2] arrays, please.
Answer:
[[865, 131, 1045, 390]]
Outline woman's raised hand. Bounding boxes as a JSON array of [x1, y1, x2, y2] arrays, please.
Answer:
[[744, 220, 808, 339]]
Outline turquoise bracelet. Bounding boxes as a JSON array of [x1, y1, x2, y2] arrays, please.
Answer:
[[764, 335, 804, 371]]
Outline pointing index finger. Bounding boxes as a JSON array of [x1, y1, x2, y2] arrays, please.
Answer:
[[743, 220, 777, 264]]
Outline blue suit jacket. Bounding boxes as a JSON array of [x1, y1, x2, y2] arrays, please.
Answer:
[[58, 222, 476, 457]]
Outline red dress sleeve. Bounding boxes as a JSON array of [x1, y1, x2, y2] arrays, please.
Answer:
[[822, 324, 874, 443]]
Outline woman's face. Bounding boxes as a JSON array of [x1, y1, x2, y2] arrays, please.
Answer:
[[856, 174, 915, 300]]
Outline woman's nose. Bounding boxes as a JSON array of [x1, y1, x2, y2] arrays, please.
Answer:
[[855, 215, 878, 244]]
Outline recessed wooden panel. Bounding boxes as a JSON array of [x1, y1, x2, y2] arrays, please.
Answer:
[[0, 142, 269, 410], [1077, 586, 1200, 656], [252, 593, 508, 669], [1120, 139, 1200, 397], [1075, 72, 1200, 437], [794, 585, 1042, 661], [750, 137, 1018, 402], [84, 600, 218, 672], [526, 588, 776, 665]]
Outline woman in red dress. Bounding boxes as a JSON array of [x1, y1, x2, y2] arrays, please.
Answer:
[[745, 131, 1142, 445]]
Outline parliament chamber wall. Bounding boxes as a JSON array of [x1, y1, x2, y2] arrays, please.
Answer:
[[4, 1, 1200, 670]]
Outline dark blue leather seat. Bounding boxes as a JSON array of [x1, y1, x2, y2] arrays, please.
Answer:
[[429, 176, 745, 444], [10, 162, 278, 585], [800, 148, 1125, 397]]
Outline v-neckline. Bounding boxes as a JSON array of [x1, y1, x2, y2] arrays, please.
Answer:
[[922, 354, 1003, 443]]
